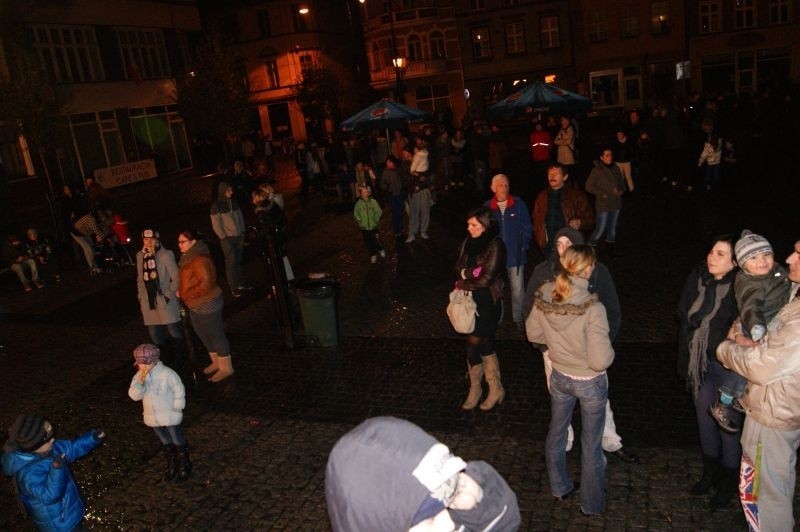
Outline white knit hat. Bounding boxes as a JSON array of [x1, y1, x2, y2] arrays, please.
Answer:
[[735, 229, 773, 265]]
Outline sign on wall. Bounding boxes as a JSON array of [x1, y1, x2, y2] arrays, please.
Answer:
[[93, 160, 157, 189]]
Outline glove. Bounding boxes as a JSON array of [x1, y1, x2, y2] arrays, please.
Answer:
[[51, 453, 66, 469], [92, 429, 106, 442], [471, 266, 482, 278]]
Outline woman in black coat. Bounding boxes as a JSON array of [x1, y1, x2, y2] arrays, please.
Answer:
[[454, 206, 507, 411], [676, 234, 740, 510]]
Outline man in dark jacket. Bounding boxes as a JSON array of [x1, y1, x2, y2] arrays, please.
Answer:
[[523, 227, 638, 464], [532, 163, 594, 256], [485, 174, 532, 327]]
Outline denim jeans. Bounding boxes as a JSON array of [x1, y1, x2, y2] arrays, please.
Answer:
[[152, 425, 186, 446], [506, 265, 525, 323], [546, 370, 608, 515], [589, 210, 620, 245], [11, 259, 39, 284], [70, 233, 97, 270], [147, 322, 184, 346], [220, 235, 244, 290], [389, 194, 404, 236]]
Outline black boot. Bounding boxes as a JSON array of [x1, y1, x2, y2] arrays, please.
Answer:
[[691, 454, 720, 495], [163, 444, 177, 481], [709, 467, 739, 510], [176, 444, 192, 481]]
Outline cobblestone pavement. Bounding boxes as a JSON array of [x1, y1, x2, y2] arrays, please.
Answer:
[[1, 153, 797, 530]]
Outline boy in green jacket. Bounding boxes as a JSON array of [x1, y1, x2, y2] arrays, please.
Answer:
[[353, 184, 385, 263]]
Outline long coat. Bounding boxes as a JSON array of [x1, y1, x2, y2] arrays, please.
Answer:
[[137, 246, 181, 326]]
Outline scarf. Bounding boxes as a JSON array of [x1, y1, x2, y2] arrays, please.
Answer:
[[464, 231, 492, 258], [686, 273, 731, 395], [142, 245, 165, 310]]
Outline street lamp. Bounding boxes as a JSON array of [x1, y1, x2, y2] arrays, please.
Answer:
[[359, 0, 405, 102]]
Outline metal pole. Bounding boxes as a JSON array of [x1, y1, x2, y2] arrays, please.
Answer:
[[264, 226, 296, 349], [386, 1, 404, 103]]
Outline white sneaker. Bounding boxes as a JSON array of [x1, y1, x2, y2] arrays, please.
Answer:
[[420, 232, 430, 239], [379, 250, 386, 258], [405, 235, 415, 243], [370, 255, 377, 264]]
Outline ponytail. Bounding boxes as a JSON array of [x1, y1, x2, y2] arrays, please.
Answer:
[[552, 244, 596, 302]]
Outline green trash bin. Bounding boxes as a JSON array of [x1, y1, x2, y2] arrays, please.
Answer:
[[296, 278, 338, 347]]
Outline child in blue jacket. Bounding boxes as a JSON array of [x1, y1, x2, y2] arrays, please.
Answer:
[[2, 414, 105, 531]]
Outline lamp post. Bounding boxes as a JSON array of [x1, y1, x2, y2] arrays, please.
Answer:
[[359, 0, 405, 103]]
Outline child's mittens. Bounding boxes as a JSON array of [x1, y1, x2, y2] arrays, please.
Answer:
[[472, 266, 482, 277], [750, 325, 766, 342]]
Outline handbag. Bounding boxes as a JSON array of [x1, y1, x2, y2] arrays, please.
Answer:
[[447, 289, 478, 334]]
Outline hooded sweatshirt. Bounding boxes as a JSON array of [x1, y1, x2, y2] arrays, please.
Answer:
[[526, 276, 615, 377], [210, 182, 245, 239]]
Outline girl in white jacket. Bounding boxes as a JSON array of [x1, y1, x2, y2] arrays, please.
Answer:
[[128, 344, 190, 481]]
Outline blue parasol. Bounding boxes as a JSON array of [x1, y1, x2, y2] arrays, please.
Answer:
[[340, 98, 431, 133], [489, 81, 591, 119]]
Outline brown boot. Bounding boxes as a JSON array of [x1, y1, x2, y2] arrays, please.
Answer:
[[480, 353, 505, 411], [462, 363, 484, 410], [209, 355, 234, 382], [203, 352, 219, 375]]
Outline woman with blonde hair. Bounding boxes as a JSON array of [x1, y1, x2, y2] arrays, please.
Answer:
[[525, 244, 614, 516]]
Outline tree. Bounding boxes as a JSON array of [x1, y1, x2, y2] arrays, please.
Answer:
[[176, 38, 250, 164], [294, 68, 343, 137]]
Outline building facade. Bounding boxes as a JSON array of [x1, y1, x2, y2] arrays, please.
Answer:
[[217, 0, 366, 144], [687, 0, 798, 97], [359, 0, 467, 127], [0, 0, 200, 229]]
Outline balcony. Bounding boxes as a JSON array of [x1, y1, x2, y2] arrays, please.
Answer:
[[369, 59, 447, 84]]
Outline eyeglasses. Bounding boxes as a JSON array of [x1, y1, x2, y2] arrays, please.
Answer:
[[177, 239, 189, 244]]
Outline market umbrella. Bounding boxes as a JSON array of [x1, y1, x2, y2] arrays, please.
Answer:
[[340, 98, 430, 135], [489, 81, 591, 119]]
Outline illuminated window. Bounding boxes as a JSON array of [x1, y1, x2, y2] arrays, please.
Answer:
[[650, 1, 669, 34], [28, 24, 104, 82], [587, 10, 609, 42], [699, 1, 721, 33], [115, 28, 171, 80], [471, 26, 491, 59], [505, 22, 525, 54], [540, 16, 560, 49], [265, 60, 279, 88], [735, 0, 755, 29], [768, 0, 789, 24], [619, 7, 640, 37]]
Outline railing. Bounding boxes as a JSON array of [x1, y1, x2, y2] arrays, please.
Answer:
[[369, 59, 447, 83]]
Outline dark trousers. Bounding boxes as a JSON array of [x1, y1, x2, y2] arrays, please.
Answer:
[[361, 229, 383, 255], [388, 194, 404, 236]]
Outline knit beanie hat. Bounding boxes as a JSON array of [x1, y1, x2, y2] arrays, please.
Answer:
[[141, 228, 160, 240], [7, 414, 49, 452], [133, 343, 160, 366], [735, 230, 773, 265], [554, 226, 585, 246]]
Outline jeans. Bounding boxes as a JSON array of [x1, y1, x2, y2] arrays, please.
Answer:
[[388, 194, 404, 235], [361, 229, 383, 255], [589, 210, 620, 245], [220, 236, 244, 290], [408, 189, 431, 236], [507, 265, 525, 323], [11, 259, 39, 284], [704, 164, 721, 187], [693, 360, 743, 469], [546, 370, 608, 515], [147, 322, 184, 346], [152, 425, 186, 446]]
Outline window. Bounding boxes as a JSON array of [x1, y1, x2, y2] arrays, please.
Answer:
[[590, 70, 621, 108], [406, 35, 422, 62], [0, 123, 29, 181], [768, 0, 790, 24], [265, 60, 279, 88], [69, 111, 125, 176], [430, 31, 446, 59], [115, 29, 171, 80], [735, 0, 755, 29], [619, 7, 640, 37], [28, 24, 104, 82], [539, 16, 560, 49], [470, 0, 486, 10], [299, 54, 314, 74], [370, 42, 381, 70], [505, 22, 525, 54], [257, 9, 272, 38], [129, 106, 191, 173], [471, 26, 491, 59], [650, 1, 669, 34], [415, 84, 450, 113], [699, 1, 721, 33], [587, 10, 609, 42]]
